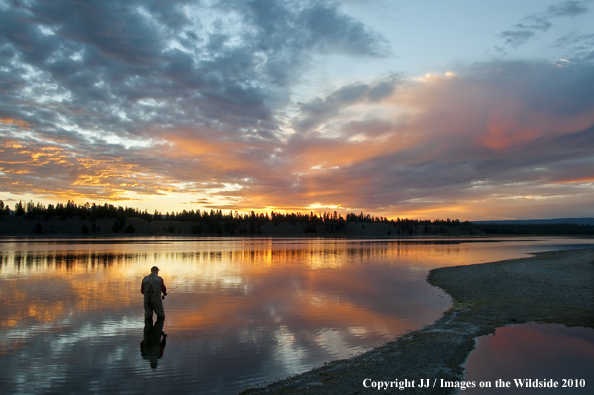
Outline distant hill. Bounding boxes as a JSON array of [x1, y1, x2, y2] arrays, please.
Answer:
[[473, 218, 594, 226]]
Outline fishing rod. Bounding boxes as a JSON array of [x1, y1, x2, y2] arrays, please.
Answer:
[[163, 271, 205, 299]]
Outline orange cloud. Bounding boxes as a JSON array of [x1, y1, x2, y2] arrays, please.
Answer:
[[0, 118, 31, 130], [157, 131, 270, 175], [389, 73, 594, 153], [553, 177, 594, 184], [288, 129, 421, 175], [475, 116, 539, 150], [0, 139, 180, 201]]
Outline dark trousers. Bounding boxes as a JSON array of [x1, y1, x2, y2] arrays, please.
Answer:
[[144, 292, 165, 319]]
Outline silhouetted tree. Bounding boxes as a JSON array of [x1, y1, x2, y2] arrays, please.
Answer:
[[15, 201, 25, 216]]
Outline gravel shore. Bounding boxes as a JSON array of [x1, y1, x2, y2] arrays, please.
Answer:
[[240, 248, 594, 394]]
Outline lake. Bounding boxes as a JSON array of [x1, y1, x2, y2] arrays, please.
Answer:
[[1, 237, 593, 394]]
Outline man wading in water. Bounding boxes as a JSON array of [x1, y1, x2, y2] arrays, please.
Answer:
[[141, 266, 167, 320]]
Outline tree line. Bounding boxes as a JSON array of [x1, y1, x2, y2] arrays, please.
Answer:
[[0, 199, 472, 235], [0, 199, 465, 226], [1, 200, 153, 222], [1, 199, 593, 236]]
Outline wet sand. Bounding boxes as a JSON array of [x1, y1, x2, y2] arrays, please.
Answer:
[[240, 248, 594, 394]]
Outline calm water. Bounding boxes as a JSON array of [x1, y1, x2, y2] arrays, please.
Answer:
[[465, 324, 594, 394], [0, 237, 592, 394]]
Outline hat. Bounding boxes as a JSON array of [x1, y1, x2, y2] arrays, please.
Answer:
[[151, 266, 160, 272]]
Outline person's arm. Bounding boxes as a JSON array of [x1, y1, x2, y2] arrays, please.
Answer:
[[160, 277, 167, 295], [141, 280, 145, 294]]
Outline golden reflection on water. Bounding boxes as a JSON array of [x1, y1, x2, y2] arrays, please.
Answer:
[[0, 238, 550, 331], [0, 238, 469, 356], [0, 238, 517, 272], [1, 237, 593, 394]]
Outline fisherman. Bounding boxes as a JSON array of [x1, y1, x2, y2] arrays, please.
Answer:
[[141, 266, 167, 320]]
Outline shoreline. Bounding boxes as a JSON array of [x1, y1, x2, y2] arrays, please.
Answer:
[[240, 248, 594, 394]]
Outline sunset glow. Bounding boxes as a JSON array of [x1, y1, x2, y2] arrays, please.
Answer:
[[1, 1, 593, 220]]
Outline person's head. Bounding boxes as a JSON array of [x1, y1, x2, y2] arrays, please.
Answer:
[[151, 266, 160, 274]]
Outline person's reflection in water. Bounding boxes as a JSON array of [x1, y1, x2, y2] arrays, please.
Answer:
[[140, 317, 167, 368]]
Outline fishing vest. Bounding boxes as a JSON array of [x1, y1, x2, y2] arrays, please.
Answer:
[[143, 273, 163, 294]]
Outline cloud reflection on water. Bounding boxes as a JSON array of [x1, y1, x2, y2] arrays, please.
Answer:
[[2, 237, 592, 394], [0, 238, 456, 393]]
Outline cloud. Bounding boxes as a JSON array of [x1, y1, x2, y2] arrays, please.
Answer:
[[555, 33, 594, 61], [0, 0, 397, 209], [297, 2, 389, 57], [4, 56, 594, 219], [547, 0, 590, 17], [292, 77, 399, 133], [240, 60, 594, 218], [515, 16, 552, 32], [2, 1, 594, 220], [0, 0, 388, 144], [497, 0, 591, 50], [498, 30, 536, 48]]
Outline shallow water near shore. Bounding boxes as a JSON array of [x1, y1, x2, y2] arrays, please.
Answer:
[[465, 324, 594, 394], [1, 236, 593, 394]]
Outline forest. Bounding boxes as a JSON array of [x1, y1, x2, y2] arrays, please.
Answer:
[[1, 200, 593, 236]]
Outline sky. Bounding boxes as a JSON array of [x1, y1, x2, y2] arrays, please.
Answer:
[[1, 0, 594, 221]]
